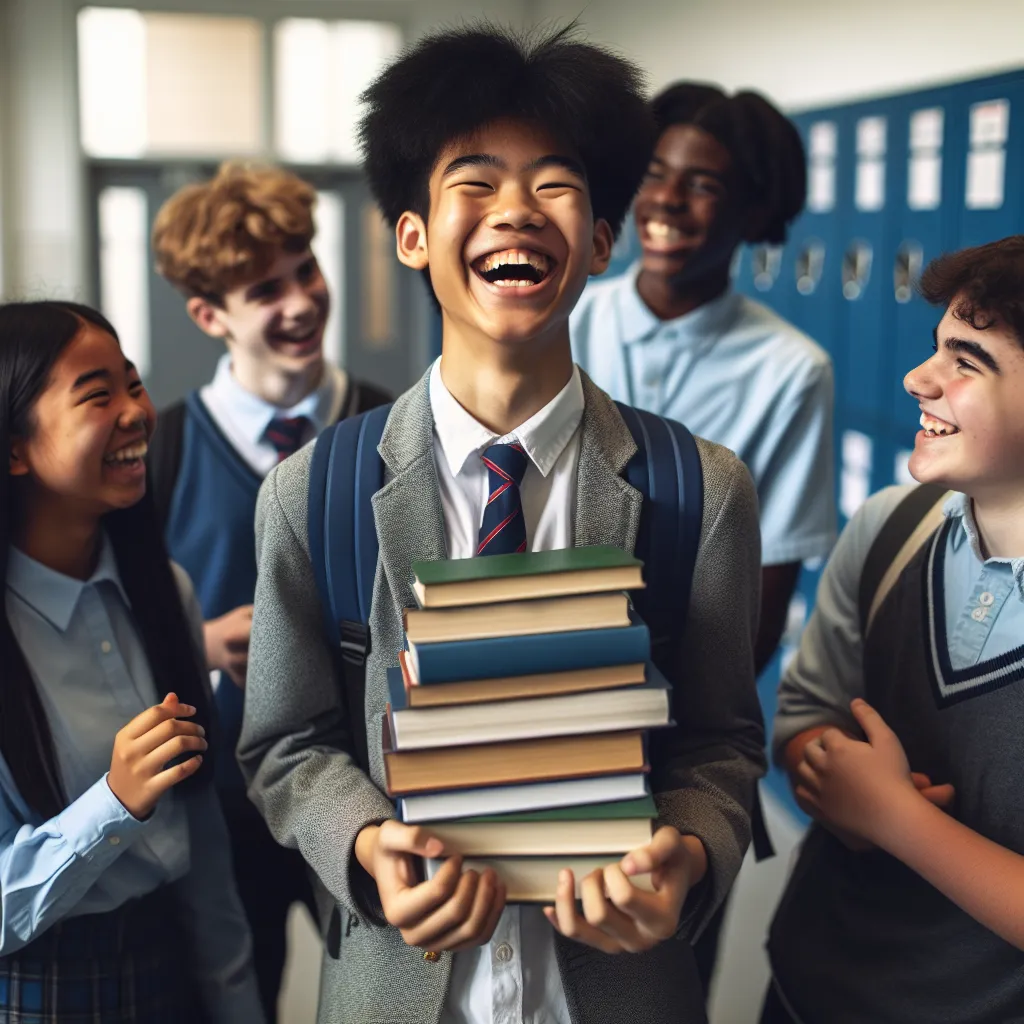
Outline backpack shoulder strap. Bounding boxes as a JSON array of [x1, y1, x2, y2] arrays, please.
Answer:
[[308, 403, 392, 772], [147, 399, 188, 529], [858, 483, 950, 638], [614, 403, 704, 659]]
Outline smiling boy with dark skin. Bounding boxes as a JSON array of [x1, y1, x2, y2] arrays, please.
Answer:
[[239, 25, 765, 1024], [573, 84, 836, 677]]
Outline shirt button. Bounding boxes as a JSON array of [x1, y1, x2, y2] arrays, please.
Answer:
[[494, 942, 513, 963], [979, 591, 995, 606], [971, 606, 988, 622], [423, 950, 438, 962], [108, 836, 120, 846], [100, 641, 112, 654]]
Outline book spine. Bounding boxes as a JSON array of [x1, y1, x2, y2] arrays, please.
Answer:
[[414, 621, 651, 684]]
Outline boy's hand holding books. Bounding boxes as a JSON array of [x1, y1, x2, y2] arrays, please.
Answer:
[[355, 820, 507, 952], [543, 826, 707, 954]]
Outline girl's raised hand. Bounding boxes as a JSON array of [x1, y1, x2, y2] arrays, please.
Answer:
[[107, 692, 207, 819]]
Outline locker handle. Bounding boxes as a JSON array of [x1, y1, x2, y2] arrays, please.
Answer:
[[796, 240, 825, 296], [752, 244, 782, 291], [842, 240, 873, 300], [894, 241, 923, 304]]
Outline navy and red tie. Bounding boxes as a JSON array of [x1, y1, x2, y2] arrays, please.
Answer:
[[264, 416, 311, 462], [477, 441, 529, 556]]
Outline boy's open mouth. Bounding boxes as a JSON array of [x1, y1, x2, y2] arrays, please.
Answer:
[[919, 412, 960, 438], [472, 248, 555, 289], [104, 439, 148, 475]]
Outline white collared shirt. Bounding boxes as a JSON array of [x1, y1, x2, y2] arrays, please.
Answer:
[[199, 354, 347, 476], [429, 355, 577, 1024]]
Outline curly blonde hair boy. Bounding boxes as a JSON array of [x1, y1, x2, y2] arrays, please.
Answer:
[[153, 161, 317, 302]]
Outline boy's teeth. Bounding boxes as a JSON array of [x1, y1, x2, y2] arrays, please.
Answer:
[[646, 221, 682, 242], [478, 249, 550, 274], [919, 413, 959, 437]]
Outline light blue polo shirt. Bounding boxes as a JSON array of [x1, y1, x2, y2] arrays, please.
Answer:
[[571, 264, 836, 566]]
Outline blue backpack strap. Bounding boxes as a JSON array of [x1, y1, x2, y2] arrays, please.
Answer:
[[615, 402, 703, 663], [308, 403, 392, 770]]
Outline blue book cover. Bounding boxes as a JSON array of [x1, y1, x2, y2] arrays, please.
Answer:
[[407, 617, 651, 684]]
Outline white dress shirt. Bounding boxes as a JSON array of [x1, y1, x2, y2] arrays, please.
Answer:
[[429, 356, 577, 1024], [199, 354, 347, 476]]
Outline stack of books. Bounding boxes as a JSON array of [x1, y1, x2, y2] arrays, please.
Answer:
[[380, 545, 671, 902]]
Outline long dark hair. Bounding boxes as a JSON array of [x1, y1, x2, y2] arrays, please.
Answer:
[[1, 301, 214, 818]]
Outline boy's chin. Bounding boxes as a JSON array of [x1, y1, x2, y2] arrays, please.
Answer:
[[907, 450, 960, 491]]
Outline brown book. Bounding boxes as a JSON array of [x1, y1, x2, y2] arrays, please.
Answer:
[[381, 717, 647, 796], [399, 651, 647, 708], [403, 592, 629, 645]]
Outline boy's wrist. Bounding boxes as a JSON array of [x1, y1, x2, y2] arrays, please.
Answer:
[[354, 823, 381, 878], [871, 784, 934, 854]]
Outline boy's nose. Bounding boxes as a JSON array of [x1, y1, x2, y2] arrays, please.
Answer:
[[904, 358, 942, 400], [487, 189, 546, 231]]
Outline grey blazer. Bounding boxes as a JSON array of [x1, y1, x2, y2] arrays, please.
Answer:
[[239, 370, 766, 1024]]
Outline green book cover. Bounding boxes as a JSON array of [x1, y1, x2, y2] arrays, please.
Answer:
[[455, 796, 657, 824], [413, 545, 641, 586]]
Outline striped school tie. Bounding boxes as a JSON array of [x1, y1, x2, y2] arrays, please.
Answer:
[[264, 416, 311, 462], [477, 441, 529, 556]]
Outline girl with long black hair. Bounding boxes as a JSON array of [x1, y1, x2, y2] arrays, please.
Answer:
[[0, 301, 262, 1022]]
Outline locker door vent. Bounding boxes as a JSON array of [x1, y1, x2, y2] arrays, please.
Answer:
[[842, 240, 873, 300], [796, 240, 825, 296], [894, 241, 924, 304]]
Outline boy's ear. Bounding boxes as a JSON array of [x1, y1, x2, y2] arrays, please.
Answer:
[[9, 438, 29, 477], [186, 296, 230, 339], [588, 219, 615, 277], [396, 212, 429, 271]]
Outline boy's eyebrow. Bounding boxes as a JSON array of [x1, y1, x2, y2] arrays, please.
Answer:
[[442, 154, 505, 177], [935, 327, 1002, 374], [526, 155, 586, 178]]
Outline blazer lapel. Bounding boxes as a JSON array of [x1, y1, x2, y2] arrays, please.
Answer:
[[574, 372, 642, 555]]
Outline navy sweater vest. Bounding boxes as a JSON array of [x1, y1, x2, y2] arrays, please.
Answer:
[[165, 393, 264, 792]]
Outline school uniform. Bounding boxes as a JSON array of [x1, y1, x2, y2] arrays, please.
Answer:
[[768, 486, 1024, 1024], [156, 355, 390, 1019], [2, 537, 262, 1022], [571, 266, 836, 567], [238, 364, 767, 1024]]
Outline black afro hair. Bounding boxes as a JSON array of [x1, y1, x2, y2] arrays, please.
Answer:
[[358, 22, 657, 239], [651, 83, 807, 244]]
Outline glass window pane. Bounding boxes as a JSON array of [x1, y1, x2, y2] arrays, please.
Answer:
[[274, 19, 331, 163], [78, 8, 146, 157], [330, 22, 402, 164], [313, 191, 345, 366], [98, 187, 151, 377], [145, 14, 263, 155]]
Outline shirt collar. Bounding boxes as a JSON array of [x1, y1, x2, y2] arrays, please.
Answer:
[[428, 357, 584, 479], [206, 353, 343, 448], [6, 533, 127, 632], [943, 491, 1024, 601], [615, 261, 743, 346]]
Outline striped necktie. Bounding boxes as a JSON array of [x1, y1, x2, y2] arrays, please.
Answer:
[[264, 416, 311, 462], [477, 441, 529, 556]]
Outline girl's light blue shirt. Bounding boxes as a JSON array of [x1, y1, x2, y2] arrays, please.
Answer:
[[3, 537, 263, 1023]]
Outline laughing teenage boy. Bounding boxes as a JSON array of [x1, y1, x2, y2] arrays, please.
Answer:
[[149, 162, 390, 1021], [572, 84, 835, 675], [239, 24, 765, 1024], [765, 236, 1024, 1023]]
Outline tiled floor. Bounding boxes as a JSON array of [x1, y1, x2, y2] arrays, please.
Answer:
[[278, 793, 807, 1024]]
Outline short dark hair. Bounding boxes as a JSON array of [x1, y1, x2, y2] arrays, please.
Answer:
[[650, 83, 806, 244], [358, 22, 656, 238], [918, 236, 1024, 348]]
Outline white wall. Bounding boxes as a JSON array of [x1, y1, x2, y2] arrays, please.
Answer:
[[540, 0, 1024, 110]]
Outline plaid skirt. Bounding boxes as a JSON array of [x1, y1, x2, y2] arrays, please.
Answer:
[[0, 887, 205, 1023]]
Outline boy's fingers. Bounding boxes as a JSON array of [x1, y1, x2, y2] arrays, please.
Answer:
[[385, 856, 461, 928], [135, 718, 206, 757], [149, 753, 203, 794], [920, 783, 956, 809], [850, 698, 889, 745], [911, 772, 933, 790], [405, 869, 480, 947], [604, 861, 680, 934], [377, 821, 445, 859], [121, 700, 186, 740], [620, 826, 680, 876], [580, 868, 637, 945], [422, 869, 502, 951], [140, 734, 209, 775]]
